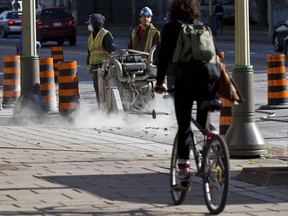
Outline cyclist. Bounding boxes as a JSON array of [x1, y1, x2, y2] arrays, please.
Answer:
[[214, 1, 224, 32], [154, 0, 220, 191]]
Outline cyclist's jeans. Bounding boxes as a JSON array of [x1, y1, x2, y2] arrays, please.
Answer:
[[174, 77, 217, 160]]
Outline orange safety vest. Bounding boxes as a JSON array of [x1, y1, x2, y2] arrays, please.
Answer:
[[88, 28, 112, 65]]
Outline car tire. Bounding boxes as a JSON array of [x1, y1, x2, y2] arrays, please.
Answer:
[[69, 36, 76, 46], [273, 34, 283, 52], [57, 39, 64, 46], [0, 27, 7, 38]]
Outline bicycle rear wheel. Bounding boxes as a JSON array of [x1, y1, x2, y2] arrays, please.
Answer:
[[170, 133, 187, 205], [202, 134, 229, 215]]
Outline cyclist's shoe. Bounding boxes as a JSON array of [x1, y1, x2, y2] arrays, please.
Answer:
[[177, 162, 191, 191]]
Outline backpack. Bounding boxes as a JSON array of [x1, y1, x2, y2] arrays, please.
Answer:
[[172, 20, 217, 64]]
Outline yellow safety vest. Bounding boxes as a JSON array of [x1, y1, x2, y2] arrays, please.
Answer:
[[88, 28, 112, 65], [131, 24, 159, 53]]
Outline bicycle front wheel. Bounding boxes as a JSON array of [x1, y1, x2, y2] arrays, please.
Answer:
[[170, 133, 187, 205], [202, 135, 230, 215]]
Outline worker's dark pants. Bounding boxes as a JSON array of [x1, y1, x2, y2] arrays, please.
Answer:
[[92, 65, 101, 104]]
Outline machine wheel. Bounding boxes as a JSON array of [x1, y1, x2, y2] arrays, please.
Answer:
[[152, 109, 156, 119]]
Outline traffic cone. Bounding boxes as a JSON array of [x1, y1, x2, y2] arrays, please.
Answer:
[[39, 58, 57, 112], [58, 61, 80, 116], [2, 55, 21, 108], [259, 54, 288, 109], [51, 46, 64, 83]]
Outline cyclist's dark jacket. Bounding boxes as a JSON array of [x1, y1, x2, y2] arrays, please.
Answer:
[[156, 20, 219, 99]]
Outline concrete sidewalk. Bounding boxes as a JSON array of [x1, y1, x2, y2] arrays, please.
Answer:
[[0, 75, 288, 215]]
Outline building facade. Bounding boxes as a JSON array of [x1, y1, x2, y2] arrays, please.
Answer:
[[0, 0, 288, 27]]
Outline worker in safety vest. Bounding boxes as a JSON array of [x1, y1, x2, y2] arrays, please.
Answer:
[[128, 6, 160, 62], [86, 13, 116, 105]]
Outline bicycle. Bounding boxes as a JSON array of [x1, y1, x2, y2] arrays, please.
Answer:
[[170, 99, 230, 215]]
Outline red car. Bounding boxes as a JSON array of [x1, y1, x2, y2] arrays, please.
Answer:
[[36, 7, 76, 46]]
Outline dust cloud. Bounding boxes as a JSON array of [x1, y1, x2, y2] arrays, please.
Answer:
[[73, 94, 176, 130]]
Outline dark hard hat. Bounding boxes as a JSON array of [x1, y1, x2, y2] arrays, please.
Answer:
[[86, 13, 105, 28]]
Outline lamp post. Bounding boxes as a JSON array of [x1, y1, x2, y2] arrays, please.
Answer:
[[225, 0, 267, 157], [13, 0, 47, 119]]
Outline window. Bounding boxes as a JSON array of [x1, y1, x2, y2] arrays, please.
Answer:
[[41, 9, 72, 20], [7, 12, 22, 19]]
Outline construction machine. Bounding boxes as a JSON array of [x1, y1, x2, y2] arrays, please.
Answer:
[[97, 46, 158, 118]]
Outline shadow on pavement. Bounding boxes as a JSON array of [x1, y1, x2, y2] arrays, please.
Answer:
[[39, 171, 287, 206]]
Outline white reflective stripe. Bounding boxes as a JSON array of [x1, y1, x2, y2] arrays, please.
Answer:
[[94, 29, 107, 47], [91, 50, 107, 55]]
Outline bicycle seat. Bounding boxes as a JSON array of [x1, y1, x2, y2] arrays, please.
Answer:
[[200, 99, 222, 111]]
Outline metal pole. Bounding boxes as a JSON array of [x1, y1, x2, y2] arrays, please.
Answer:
[[225, 0, 267, 157], [13, 0, 47, 119]]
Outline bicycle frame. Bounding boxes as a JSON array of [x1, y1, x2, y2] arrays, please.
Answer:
[[190, 112, 215, 172]]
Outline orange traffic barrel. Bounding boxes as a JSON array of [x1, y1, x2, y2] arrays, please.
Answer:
[[39, 58, 57, 112], [219, 98, 232, 137], [259, 54, 288, 109], [58, 61, 80, 115], [220, 51, 225, 59], [2, 55, 21, 108], [51, 46, 64, 83]]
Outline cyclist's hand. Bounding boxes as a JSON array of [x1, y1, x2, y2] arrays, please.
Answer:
[[154, 84, 167, 94]]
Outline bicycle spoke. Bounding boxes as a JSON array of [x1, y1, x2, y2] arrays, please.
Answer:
[[202, 135, 229, 215]]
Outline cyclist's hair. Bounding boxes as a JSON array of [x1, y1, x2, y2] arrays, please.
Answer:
[[169, 0, 201, 21]]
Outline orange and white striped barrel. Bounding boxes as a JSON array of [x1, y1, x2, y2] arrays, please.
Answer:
[[58, 61, 80, 115], [39, 58, 57, 111], [260, 54, 288, 109], [219, 98, 232, 137], [51, 46, 64, 83], [2, 55, 21, 108]]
